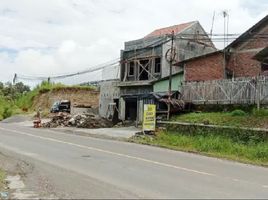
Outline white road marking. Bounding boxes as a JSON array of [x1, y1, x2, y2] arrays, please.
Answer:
[[232, 178, 240, 182], [0, 142, 39, 157], [1, 126, 268, 190], [0, 127, 214, 176]]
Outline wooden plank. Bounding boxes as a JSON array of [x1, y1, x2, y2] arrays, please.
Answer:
[[182, 76, 268, 105]]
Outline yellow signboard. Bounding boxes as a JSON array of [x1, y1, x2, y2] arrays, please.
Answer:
[[143, 104, 156, 132]]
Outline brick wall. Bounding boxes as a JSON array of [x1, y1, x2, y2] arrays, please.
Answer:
[[235, 26, 268, 50], [184, 22, 268, 81], [185, 53, 224, 81], [227, 51, 261, 77], [227, 25, 268, 77]]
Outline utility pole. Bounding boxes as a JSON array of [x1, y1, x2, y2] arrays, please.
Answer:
[[167, 31, 175, 120], [13, 73, 17, 85], [223, 11, 228, 79]]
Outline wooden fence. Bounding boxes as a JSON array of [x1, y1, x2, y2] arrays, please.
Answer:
[[181, 76, 268, 105]]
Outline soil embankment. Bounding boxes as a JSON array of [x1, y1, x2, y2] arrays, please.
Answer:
[[32, 87, 99, 112]]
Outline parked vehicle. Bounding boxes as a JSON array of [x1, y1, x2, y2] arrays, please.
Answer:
[[50, 100, 71, 113]]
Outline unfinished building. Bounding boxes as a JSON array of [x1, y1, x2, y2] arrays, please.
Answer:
[[118, 21, 217, 123]]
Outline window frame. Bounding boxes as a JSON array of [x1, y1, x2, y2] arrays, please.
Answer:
[[154, 57, 161, 74], [128, 62, 135, 77]]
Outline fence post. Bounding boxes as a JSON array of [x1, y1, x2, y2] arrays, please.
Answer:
[[256, 76, 260, 110]]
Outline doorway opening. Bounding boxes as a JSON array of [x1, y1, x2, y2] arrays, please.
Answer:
[[125, 98, 137, 121]]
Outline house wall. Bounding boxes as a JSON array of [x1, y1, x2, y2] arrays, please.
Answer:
[[121, 22, 217, 82], [185, 53, 224, 81], [120, 85, 153, 95], [153, 73, 184, 92], [184, 20, 268, 81], [227, 24, 268, 77], [99, 81, 120, 118], [161, 22, 216, 78], [227, 51, 262, 77]]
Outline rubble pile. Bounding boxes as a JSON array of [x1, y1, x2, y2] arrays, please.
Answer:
[[42, 112, 113, 128], [42, 113, 71, 128], [69, 113, 113, 128]]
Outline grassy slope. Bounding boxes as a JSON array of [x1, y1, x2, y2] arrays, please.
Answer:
[[173, 111, 268, 128], [0, 96, 21, 120], [130, 131, 268, 166], [0, 83, 96, 120], [16, 83, 96, 111]]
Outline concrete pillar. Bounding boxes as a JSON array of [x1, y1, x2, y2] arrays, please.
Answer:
[[119, 97, 125, 121]]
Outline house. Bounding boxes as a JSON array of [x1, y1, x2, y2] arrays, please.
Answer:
[[118, 21, 216, 122], [152, 71, 184, 93], [179, 15, 268, 82], [99, 80, 120, 121], [253, 47, 268, 74]]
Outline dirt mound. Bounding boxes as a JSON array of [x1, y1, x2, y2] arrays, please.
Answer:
[[32, 87, 99, 112], [42, 113, 113, 129]]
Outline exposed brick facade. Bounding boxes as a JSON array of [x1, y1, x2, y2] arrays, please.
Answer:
[[227, 51, 262, 77], [227, 24, 268, 77], [185, 53, 224, 81], [183, 15, 268, 82]]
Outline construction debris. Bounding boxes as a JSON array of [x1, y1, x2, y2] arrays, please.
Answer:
[[42, 112, 113, 129]]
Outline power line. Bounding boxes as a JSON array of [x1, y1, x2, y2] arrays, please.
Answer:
[[15, 58, 120, 82]]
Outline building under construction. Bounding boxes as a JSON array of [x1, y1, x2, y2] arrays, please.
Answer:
[[100, 21, 217, 123]]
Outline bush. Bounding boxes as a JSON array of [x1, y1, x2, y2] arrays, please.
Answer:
[[252, 108, 268, 117], [166, 123, 268, 145], [131, 131, 268, 165], [2, 106, 12, 119], [231, 109, 247, 116]]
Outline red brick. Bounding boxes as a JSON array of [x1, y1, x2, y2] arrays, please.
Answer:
[[185, 53, 224, 81]]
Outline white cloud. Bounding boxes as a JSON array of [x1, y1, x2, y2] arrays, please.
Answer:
[[0, 0, 267, 84]]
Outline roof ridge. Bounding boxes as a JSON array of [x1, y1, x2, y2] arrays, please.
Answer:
[[153, 21, 196, 31], [145, 21, 197, 38]]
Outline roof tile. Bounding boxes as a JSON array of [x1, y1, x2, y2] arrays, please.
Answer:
[[145, 21, 196, 38]]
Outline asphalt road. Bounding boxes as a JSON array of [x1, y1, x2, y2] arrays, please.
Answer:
[[0, 122, 267, 199]]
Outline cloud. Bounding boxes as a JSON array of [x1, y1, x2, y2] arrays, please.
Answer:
[[0, 0, 267, 84]]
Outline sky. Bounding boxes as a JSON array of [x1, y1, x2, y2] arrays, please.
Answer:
[[0, 0, 267, 85]]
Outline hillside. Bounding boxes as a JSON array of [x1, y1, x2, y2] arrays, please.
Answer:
[[32, 87, 99, 112], [0, 83, 99, 120]]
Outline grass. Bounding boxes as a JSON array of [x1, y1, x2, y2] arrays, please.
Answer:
[[0, 168, 6, 190], [0, 82, 96, 120], [0, 96, 21, 120], [17, 82, 96, 111], [36, 82, 96, 94], [130, 131, 268, 166], [173, 110, 268, 128]]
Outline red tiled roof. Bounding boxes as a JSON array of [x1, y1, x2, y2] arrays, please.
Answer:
[[145, 21, 196, 38]]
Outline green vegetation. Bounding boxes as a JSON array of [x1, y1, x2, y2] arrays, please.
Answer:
[[0, 168, 6, 190], [133, 109, 268, 166], [173, 110, 268, 128], [252, 108, 268, 117], [230, 109, 246, 116], [130, 131, 268, 166], [0, 82, 30, 120], [0, 81, 96, 120], [36, 81, 95, 93]]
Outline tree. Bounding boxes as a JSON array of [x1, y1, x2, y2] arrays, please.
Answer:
[[14, 82, 30, 94], [1, 82, 30, 100], [0, 82, 3, 91]]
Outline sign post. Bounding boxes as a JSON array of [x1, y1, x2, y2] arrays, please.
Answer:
[[143, 104, 156, 133]]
